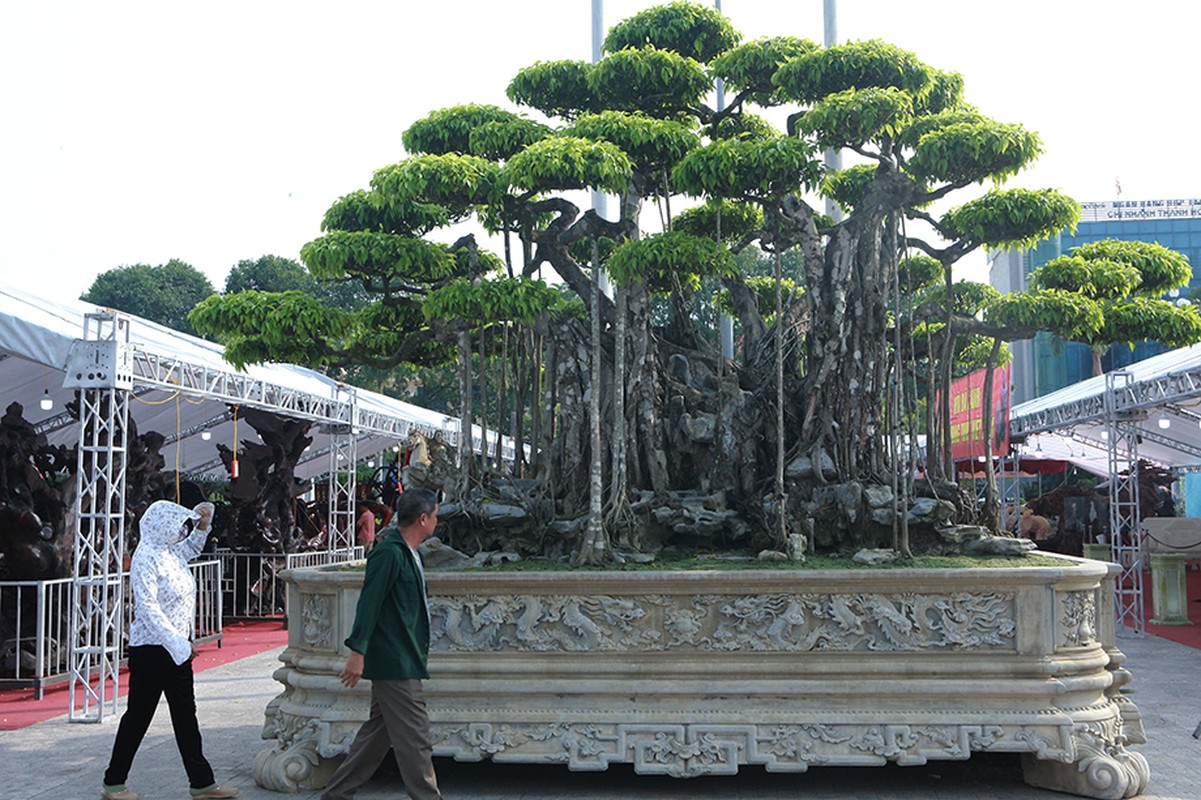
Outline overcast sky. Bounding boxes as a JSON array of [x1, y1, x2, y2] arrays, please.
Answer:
[[2, 0, 1199, 301]]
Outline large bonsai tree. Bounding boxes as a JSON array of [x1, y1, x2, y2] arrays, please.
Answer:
[[191, 2, 1200, 561]]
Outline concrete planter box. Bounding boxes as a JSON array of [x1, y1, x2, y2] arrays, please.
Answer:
[[255, 556, 1148, 799]]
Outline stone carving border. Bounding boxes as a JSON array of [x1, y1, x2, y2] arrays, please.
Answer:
[[429, 591, 1017, 654]]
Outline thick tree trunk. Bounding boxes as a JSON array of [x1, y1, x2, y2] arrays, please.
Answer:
[[576, 255, 608, 565], [457, 330, 474, 501]]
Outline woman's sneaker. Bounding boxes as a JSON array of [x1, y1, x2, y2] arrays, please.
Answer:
[[100, 786, 140, 800], [189, 785, 239, 799]]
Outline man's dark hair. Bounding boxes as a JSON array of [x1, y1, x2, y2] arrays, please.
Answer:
[[394, 488, 438, 528]]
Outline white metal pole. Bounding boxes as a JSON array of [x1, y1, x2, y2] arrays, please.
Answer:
[[715, 0, 734, 358], [823, 0, 844, 222], [591, 0, 612, 297]]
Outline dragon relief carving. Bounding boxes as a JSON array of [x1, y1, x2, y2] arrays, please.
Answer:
[[430, 591, 1016, 653]]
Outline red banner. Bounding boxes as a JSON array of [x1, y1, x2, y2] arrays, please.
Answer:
[[941, 366, 1010, 461]]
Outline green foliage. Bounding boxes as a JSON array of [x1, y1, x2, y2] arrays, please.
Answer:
[[673, 136, 821, 200], [300, 232, 456, 283], [424, 277, 572, 326], [347, 302, 452, 365], [564, 112, 700, 177], [568, 236, 618, 268], [920, 280, 1000, 317], [1070, 239, 1192, 296], [189, 290, 351, 369], [986, 289, 1104, 341], [589, 47, 711, 116], [1100, 297, 1201, 348], [467, 118, 551, 161], [1030, 255, 1141, 299], [907, 122, 1043, 185], [83, 259, 216, 336], [402, 104, 521, 155], [915, 70, 965, 115], [774, 39, 930, 104], [897, 109, 987, 149], [956, 335, 1011, 371], [224, 255, 313, 295], [898, 254, 943, 293], [503, 136, 633, 194], [403, 103, 521, 154], [822, 164, 878, 213], [728, 274, 802, 319], [799, 87, 914, 150], [507, 60, 596, 120], [672, 199, 763, 242], [606, 231, 733, 290], [370, 154, 499, 219], [710, 36, 818, 106], [941, 188, 1079, 250], [710, 112, 778, 141], [322, 189, 449, 236], [603, 1, 741, 64]]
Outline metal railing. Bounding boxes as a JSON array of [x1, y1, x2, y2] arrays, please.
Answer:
[[0, 560, 222, 699], [215, 548, 363, 620]]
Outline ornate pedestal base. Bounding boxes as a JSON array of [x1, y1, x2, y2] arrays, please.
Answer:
[[256, 557, 1148, 799]]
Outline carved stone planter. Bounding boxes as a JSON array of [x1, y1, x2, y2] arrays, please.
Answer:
[[255, 556, 1148, 799]]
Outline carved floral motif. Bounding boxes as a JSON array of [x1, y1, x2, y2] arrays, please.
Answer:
[[301, 593, 334, 650], [1060, 590, 1097, 648]]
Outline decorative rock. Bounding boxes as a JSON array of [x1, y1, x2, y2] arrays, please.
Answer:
[[478, 503, 528, 524], [853, 548, 899, 566], [863, 485, 894, 509], [786, 534, 806, 561], [785, 450, 836, 479], [870, 507, 896, 525], [419, 537, 473, 570], [757, 549, 789, 561], [613, 549, 657, 565], [907, 497, 956, 525], [667, 353, 693, 387], [488, 551, 522, 565], [963, 535, 1038, 557], [833, 482, 863, 524], [683, 413, 716, 444]]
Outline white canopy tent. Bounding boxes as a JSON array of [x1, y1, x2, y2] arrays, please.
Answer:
[[1, 281, 503, 721], [0, 281, 464, 481], [1009, 341, 1201, 475], [1006, 341, 1201, 639]]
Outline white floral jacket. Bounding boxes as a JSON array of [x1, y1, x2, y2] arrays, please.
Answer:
[[127, 500, 212, 665]]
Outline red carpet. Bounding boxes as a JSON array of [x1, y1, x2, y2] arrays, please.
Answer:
[[0, 620, 287, 731], [1145, 566, 1201, 649]]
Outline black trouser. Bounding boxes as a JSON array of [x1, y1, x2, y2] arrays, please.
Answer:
[[103, 645, 216, 789]]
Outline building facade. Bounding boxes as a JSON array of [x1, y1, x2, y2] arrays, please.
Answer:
[[989, 198, 1201, 405]]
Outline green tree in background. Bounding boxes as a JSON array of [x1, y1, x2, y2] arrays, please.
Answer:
[[83, 259, 215, 336]]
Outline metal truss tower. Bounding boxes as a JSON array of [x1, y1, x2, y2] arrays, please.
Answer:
[[326, 388, 358, 550], [66, 312, 134, 722], [1104, 372, 1145, 636]]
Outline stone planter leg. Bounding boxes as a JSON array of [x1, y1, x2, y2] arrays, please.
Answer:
[[1021, 736, 1150, 800], [1150, 553, 1192, 625]]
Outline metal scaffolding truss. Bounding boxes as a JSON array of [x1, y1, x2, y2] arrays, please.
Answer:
[[67, 313, 133, 722], [1104, 372, 1145, 637], [1011, 356, 1201, 437]]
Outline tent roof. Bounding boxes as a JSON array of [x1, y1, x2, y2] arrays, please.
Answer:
[[0, 282, 467, 483], [1008, 342, 1201, 474]]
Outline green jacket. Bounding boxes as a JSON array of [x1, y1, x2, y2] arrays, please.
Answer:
[[343, 527, 431, 680]]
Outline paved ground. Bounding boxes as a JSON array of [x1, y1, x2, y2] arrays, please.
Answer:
[[2, 634, 1198, 800]]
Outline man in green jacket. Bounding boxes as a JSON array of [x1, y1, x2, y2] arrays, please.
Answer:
[[321, 488, 442, 800]]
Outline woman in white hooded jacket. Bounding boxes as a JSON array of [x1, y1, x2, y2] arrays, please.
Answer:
[[100, 500, 238, 800]]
